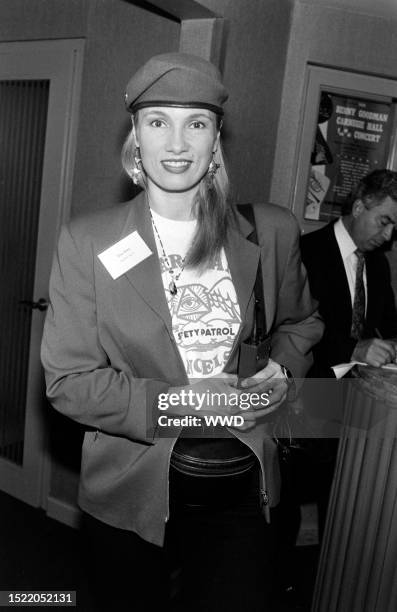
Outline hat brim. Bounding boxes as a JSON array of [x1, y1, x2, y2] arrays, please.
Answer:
[[128, 100, 224, 116]]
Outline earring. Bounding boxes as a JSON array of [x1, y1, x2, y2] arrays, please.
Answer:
[[207, 152, 220, 181], [131, 146, 143, 185]]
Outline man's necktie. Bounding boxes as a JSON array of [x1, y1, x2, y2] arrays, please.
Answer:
[[351, 249, 365, 340]]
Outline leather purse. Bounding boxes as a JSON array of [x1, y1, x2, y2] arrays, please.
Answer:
[[236, 204, 271, 379]]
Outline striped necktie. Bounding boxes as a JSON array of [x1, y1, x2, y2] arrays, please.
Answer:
[[351, 249, 365, 340]]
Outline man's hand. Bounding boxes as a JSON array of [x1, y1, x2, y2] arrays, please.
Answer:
[[352, 338, 397, 367]]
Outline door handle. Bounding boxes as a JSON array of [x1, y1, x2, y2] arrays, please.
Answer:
[[19, 298, 49, 311]]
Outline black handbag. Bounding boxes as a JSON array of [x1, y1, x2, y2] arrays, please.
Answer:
[[236, 204, 272, 379]]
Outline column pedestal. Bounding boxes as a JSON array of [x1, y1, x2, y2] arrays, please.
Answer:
[[312, 366, 397, 612]]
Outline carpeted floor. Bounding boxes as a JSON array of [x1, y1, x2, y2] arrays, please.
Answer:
[[0, 491, 94, 611], [0, 490, 319, 611]]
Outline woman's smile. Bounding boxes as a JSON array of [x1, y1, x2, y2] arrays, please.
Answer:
[[161, 159, 193, 173]]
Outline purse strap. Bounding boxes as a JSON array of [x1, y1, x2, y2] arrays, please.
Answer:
[[237, 204, 267, 341]]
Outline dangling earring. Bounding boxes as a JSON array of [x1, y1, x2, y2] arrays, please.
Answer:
[[131, 146, 143, 185], [207, 152, 220, 181]]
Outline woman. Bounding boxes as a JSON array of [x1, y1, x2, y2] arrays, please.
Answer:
[[41, 53, 322, 611]]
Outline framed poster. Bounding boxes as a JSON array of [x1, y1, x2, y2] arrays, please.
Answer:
[[294, 67, 397, 233], [305, 93, 394, 222]]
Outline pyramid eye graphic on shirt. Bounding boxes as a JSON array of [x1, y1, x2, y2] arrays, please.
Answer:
[[170, 277, 241, 352], [176, 285, 211, 321]]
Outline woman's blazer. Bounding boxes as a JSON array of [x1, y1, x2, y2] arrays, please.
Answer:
[[41, 192, 323, 545]]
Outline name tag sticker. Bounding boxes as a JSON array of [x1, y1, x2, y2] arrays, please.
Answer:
[[98, 231, 152, 279]]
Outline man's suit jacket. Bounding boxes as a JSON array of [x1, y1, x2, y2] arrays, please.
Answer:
[[301, 221, 397, 377], [41, 192, 322, 545]]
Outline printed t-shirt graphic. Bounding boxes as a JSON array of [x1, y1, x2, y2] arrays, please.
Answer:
[[151, 209, 241, 379]]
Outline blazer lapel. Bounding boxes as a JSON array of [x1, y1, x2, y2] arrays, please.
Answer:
[[224, 212, 261, 369], [122, 193, 173, 334], [226, 228, 259, 320]]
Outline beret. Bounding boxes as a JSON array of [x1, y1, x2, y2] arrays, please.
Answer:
[[125, 52, 228, 116]]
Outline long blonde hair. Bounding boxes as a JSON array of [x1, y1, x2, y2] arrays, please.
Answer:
[[121, 114, 233, 268]]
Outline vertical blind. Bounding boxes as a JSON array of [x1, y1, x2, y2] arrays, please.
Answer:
[[0, 80, 49, 464]]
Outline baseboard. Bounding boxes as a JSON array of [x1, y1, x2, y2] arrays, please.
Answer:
[[46, 495, 82, 529]]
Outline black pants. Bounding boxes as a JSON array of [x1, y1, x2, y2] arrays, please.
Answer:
[[82, 465, 277, 612], [275, 438, 339, 590]]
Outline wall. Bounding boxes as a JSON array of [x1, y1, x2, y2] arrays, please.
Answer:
[[197, 0, 294, 204], [71, 0, 179, 214], [0, 0, 89, 40], [271, 0, 397, 210]]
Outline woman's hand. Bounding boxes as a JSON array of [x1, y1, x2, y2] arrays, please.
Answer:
[[163, 375, 241, 418], [235, 358, 288, 428], [158, 362, 289, 431]]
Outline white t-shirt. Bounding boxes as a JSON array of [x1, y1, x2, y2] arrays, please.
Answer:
[[151, 209, 241, 380]]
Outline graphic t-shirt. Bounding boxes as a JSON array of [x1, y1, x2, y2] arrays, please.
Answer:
[[151, 209, 241, 380]]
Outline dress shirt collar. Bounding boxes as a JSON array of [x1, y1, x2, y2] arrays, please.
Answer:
[[334, 217, 357, 260]]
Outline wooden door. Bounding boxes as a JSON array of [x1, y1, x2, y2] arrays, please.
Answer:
[[0, 39, 84, 506]]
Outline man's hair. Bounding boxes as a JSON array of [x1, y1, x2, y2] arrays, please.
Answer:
[[342, 169, 397, 215]]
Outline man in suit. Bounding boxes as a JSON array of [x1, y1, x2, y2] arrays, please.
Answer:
[[301, 168, 397, 377], [298, 169, 397, 543]]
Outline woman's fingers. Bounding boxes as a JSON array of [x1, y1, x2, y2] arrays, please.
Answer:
[[240, 396, 286, 421], [240, 377, 288, 401]]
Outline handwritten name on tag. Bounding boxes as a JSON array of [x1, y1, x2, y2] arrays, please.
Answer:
[[98, 231, 152, 279]]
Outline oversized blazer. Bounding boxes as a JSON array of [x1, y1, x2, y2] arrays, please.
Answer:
[[41, 192, 323, 546], [301, 221, 397, 377]]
